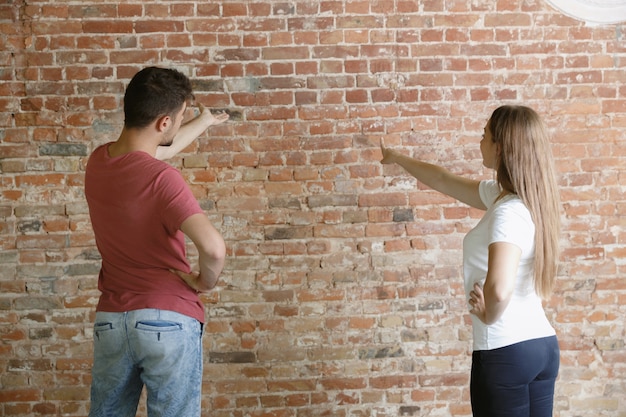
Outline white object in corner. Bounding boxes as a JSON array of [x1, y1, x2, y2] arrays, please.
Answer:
[[546, 0, 626, 25]]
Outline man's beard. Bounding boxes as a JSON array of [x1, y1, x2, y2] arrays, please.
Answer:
[[160, 133, 175, 147]]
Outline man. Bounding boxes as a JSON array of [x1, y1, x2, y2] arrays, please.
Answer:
[[85, 66, 228, 416]]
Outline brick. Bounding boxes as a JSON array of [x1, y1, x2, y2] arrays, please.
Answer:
[[358, 345, 404, 359], [16, 235, 68, 250], [257, 346, 306, 362], [0, 326, 28, 341], [418, 373, 468, 387], [209, 351, 256, 364], [359, 193, 407, 207], [0, 388, 41, 402], [267, 379, 316, 392], [320, 377, 366, 390], [370, 375, 417, 389], [39, 143, 88, 156], [43, 386, 89, 402], [307, 194, 357, 208]]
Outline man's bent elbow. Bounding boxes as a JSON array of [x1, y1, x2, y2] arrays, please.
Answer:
[[198, 242, 226, 291], [205, 236, 226, 264]]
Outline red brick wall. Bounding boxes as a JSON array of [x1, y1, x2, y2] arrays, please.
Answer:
[[2, 1, 625, 416]]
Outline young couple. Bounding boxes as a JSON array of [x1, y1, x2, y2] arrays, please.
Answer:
[[86, 66, 560, 417]]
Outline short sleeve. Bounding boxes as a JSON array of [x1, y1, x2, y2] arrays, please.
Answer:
[[155, 167, 204, 235], [488, 198, 535, 254], [479, 180, 502, 209]]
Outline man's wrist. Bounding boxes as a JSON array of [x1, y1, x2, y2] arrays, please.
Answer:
[[199, 110, 215, 126]]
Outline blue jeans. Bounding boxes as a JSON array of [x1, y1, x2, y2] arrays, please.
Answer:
[[89, 309, 203, 417], [471, 335, 560, 417]]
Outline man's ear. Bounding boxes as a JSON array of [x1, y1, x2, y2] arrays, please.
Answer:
[[155, 114, 172, 133]]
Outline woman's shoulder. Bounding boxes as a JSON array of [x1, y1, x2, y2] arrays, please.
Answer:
[[491, 194, 533, 227], [478, 180, 502, 207]]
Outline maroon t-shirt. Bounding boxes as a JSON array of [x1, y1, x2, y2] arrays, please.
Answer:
[[85, 144, 205, 322]]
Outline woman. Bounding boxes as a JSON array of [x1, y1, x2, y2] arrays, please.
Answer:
[[380, 105, 561, 416]]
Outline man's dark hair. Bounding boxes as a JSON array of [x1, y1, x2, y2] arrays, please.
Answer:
[[123, 66, 194, 129]]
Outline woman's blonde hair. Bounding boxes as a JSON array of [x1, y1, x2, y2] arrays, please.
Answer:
[[489, 105, 561, 299]]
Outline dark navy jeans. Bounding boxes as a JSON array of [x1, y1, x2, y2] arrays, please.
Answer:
[[471, 335, 560, 417]]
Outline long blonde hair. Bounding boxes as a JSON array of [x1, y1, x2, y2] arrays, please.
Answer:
[[489, 105, 561, 299]]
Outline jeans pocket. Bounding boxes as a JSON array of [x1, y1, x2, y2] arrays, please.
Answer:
[[93, 322, 113, 339], [136, 320, 181, 332], [134, 320, 183, 343], [93, 321, 124, 359]]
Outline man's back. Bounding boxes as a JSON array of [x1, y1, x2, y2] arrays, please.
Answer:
[[85, 143, 205, 322]]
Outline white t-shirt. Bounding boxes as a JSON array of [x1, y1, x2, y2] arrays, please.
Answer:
[[463, 180, 556, 351]]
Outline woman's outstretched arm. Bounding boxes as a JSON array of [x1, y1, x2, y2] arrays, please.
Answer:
[[380, 139, 486, 210]]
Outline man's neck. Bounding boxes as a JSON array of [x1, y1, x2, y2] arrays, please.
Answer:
[[109, 127, 158, 158]]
